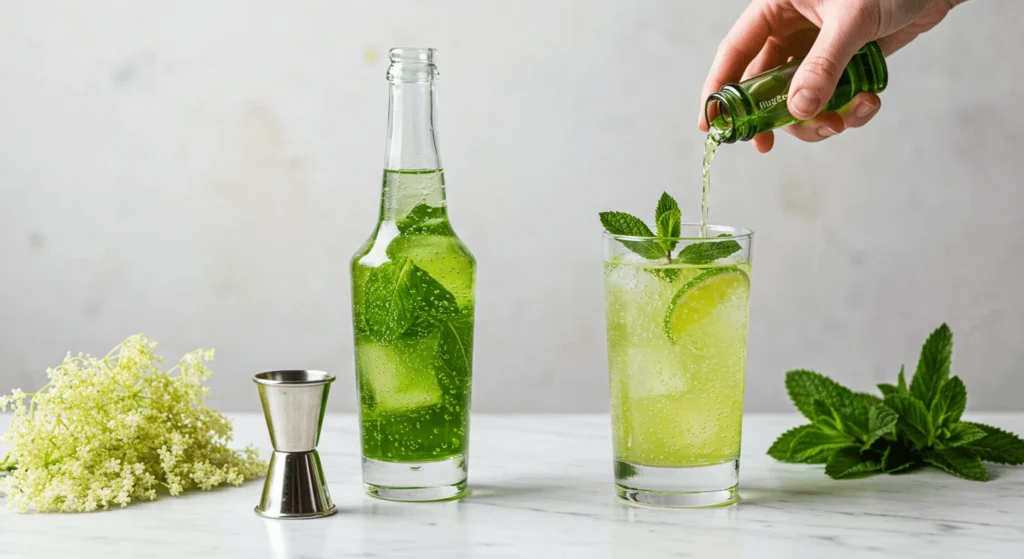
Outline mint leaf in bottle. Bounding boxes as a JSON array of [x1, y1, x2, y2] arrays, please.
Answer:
[[363, 258, 458, 343]]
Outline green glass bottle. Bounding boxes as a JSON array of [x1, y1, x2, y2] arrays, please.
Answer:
[[705, 42, 888, 143], [350, 48, 476, 502]]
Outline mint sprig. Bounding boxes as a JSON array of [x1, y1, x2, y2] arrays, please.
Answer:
[[769, 323, 1024, 481], [600, 192, 741, 274]]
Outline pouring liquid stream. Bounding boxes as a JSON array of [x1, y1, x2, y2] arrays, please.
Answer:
[[700, 132, 722, 238]]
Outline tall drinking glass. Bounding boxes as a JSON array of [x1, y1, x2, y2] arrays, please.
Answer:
[[604, 225, 752, 507]]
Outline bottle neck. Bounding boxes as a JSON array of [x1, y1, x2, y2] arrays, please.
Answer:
[[706, 87, 751, 143], [384, 80, 442, 171], [380, 76, 447, 222]]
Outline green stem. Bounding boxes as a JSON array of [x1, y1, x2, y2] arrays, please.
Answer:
[[0, 453, 16, 472]]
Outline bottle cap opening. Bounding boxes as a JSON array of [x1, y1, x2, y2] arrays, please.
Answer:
[[389, 47, 437, 64], [704, 96, 736, 143], [387, 47, 439, 82]]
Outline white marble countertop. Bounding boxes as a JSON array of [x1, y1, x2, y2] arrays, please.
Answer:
[[1, 413, 1022, 558]]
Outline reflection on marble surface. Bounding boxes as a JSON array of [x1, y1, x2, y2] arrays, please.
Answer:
[[1, 413, 1023, 558]]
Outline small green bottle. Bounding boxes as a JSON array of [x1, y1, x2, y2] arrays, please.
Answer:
[[705, 42, 888, 143]]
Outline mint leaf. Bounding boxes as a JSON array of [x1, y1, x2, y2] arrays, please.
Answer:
[[767, 424, 817, 463], [877, 384, 900, 397], [825, 447, 882, 479], [656, 209, 681, 254], [435, 312, 473, 383], [649, 267, 682, 282], [677, 239, 742, 265], [363, 258, 458, 343], [856, 392, 884, 407], [962, 422, 1024, 465], [924, 447, 987, 481], [863, 404, 898, 448], [884, 394, 934, 449], [931, 376, 967, 428], [937, 423, 987, 449], [654, 193, 682, 255], [770, 323, 1024, 482], [810, 399, 843, 432], [600, 211, 664, 260], [789, 427, 857, 463], [909, 323, 953, 407], [654, 192, 680, 222], [879, 365, 910, 397], [397, 203, 454, 235], [600, 211, 654, 237], [882, 442, 921, 473], [363, 259, 420, 341], [785, 370, 865, 427]]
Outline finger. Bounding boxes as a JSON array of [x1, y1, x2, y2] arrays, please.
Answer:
[[836, 92, 881, 129], [698, 1, 772, 130], [751, 131, 775, 153], [787, 5, 877, 119], [783, 111, 845, 142]]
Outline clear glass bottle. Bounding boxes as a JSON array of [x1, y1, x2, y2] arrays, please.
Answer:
[[706, 42, 888, 142], [350, 48, 476, 502]]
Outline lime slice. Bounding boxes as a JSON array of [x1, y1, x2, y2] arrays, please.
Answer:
[[664, 267, 749, 343]]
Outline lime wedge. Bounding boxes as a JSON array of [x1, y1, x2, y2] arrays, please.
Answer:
[[664, 267, 750, 343]]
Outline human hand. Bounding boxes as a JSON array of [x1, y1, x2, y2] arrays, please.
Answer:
[[697, 0, 964, 152]]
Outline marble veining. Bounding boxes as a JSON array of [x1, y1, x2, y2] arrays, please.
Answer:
[[1, 413, 1022, 558]]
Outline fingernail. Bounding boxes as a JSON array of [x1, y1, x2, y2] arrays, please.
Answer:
[[818, 125, 839, 138], [855, 101, 879, 118], [791, 89, 820, 117]]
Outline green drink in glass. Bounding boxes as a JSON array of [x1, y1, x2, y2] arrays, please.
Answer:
[[351, 48, 475, 502], [602, 199, 752, 507]]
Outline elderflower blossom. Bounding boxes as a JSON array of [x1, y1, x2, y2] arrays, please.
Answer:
[[0, 335, 265, 512]]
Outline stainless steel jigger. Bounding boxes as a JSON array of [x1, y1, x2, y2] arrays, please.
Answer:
[[254, 370, 337, 519]]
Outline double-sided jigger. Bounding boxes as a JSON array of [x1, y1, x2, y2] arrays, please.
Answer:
[[254, 370, 337, 519]]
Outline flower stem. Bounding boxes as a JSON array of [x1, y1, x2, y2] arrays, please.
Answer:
[[0, 453, 16, 472]]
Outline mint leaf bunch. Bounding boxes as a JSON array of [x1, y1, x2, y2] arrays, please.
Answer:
[[769, 324, 1024, 481], [599, 192, 740, 276]]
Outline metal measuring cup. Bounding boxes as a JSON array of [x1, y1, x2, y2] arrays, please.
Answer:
[[253, 370, 337, 519]]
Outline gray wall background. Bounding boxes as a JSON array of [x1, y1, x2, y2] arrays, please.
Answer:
[[2, 0, 1021, 413]]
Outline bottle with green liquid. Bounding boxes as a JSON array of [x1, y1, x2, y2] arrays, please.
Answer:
[[705, 41, 888, 142], [350, 47, 476, 502], [699, 42, 888, 237]]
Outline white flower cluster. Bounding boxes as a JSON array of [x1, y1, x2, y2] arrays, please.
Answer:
[[0, 335, 265, 512]]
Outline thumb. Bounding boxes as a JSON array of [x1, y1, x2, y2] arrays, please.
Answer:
[[787, 8, 876, 120]]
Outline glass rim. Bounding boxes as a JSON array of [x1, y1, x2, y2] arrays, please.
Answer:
[[603, 224, 753, 242], [253, 370, 336, 386]]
